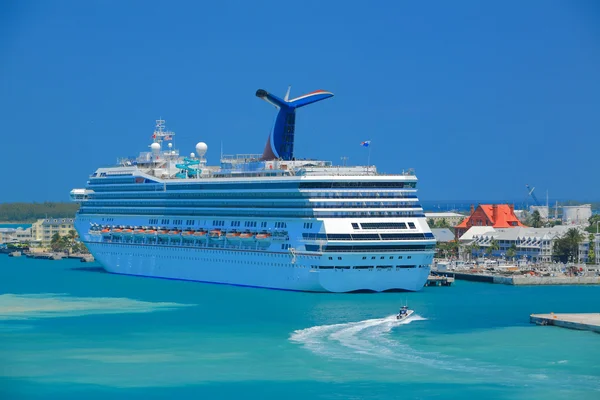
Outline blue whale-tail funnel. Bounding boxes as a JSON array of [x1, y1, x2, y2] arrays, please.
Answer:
[[256, 88, 334, 161]]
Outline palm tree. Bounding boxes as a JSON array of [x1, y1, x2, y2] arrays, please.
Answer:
[[486, 238, 500, 258], [467, 242, 480, 260], [50, 233, 61, 252], [506, 243, 517, 260], [529, 210, 542, 228], [553, 228, 584, 263]]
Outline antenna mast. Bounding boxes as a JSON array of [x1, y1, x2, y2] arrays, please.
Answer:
[[152, 119, 175, 145]]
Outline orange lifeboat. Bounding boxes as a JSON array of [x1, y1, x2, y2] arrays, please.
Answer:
[[133, 227, 146, 235], [209, 229, 223, 240], [157, 228, 170, 238], [255, 232, 271, 241], [239, 232, 254, 240], [181, 230, 195, 241], [226, 231, 241, 240], [193, 230, 207, 237]]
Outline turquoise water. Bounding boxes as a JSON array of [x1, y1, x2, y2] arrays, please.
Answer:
[[0, 256, 598, 399]]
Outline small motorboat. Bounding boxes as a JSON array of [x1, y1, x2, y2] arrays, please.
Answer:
[[396, 305, 414, 320]]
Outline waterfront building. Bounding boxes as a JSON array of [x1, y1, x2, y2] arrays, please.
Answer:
[[578, 234, 600, 264], [425, 212, 465, 227], [455, 204, 524, 238], [459, 225, 577, 263], [0, 227, 32, 244], [31, 218, 75, 246]]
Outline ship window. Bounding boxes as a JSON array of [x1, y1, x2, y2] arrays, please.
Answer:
[[408, 223, 416, 229], [351, 223, 359, 229]]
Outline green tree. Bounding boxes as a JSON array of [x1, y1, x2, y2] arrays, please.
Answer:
[[586, 215, 600, 234], [428, 218, 436, 228], [527, 210, 543, 228], [553, 228, 584, 263], [467, 242, 480, 260], [485, 238, 500, 257], [506, 243, 517, 260], [50, 233, 62, 252]]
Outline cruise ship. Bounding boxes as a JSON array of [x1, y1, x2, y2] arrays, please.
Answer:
[[71, 87, 435, 292]]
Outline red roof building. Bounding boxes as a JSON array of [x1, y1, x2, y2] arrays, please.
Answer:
[[455, 204, 525, 238]]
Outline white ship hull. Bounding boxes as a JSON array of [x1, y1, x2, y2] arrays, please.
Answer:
[[85, 241, 431, 292]]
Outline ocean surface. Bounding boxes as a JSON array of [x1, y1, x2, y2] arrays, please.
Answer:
[[0, 256, 598, 400]]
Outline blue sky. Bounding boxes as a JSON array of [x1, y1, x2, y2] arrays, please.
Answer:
[[1, 0, 598, 203]]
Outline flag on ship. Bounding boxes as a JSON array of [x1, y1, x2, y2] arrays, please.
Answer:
[[360, 141, 371, 147]]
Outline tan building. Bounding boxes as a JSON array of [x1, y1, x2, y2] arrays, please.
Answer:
[[31, 218, 75, 246], [425, 212, 465, 227]]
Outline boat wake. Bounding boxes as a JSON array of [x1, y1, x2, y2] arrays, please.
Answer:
[[291, 314, 433, 361], [290, 315, 600, 392], [290, 314, 504, 375]]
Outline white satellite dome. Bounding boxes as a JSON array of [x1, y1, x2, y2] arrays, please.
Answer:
[[150, 143, 161, 153], [168, 143, 173, 148], [190, 152, 196, 158], [195, 142, 208, 157]]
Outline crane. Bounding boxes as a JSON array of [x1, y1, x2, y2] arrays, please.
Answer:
[[525, 184, 541, 206]]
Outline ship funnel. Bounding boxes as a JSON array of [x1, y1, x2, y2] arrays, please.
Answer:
[[256, 87, 333, 161]]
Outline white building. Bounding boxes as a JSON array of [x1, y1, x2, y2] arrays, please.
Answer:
[[459, 225, 580, 263], [578, 234, 600, 264], [0, 227, 32, 244]]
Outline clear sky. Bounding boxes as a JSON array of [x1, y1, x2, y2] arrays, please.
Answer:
[[1, 0, 599, 203]]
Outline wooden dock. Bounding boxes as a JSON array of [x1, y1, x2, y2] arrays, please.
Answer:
[[426, 275, 454, 286], [530, 313, 600, 333]]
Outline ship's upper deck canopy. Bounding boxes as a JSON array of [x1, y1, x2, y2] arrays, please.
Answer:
[[101, 114, 415, 180]]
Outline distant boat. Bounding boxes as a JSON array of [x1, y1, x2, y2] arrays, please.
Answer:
[[396, 305, 414, 320]]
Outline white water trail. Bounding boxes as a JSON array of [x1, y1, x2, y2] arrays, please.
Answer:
[[290, 315, 600, 392], [290, 314, 501, 375]]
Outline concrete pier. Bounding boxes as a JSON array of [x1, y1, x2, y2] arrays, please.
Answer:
[[530, 313, 600, 333], [426, 275, 454, 286]]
